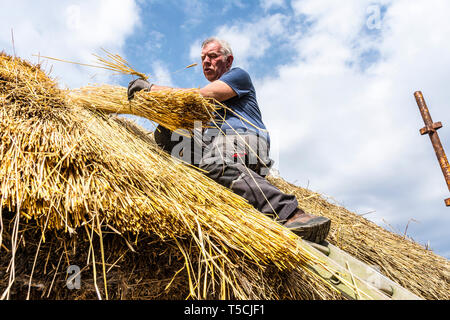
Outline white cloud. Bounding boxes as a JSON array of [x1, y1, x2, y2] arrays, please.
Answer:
[[179, 0, 206, 29], [0, 0, 140, 88], [189, 39, 203, 63], [151, 60, 175, 87], [260, 0, 286, 11], [250, 0, 450, 256], [221, 0, 246, 13], [192, 13, 290, 69]]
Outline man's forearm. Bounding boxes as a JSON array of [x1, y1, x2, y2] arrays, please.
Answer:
[[149, 80, 235, 102], [150, 84, 199, 93]]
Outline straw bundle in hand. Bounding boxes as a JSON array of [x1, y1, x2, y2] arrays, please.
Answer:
[[69, 85, 219, 132]]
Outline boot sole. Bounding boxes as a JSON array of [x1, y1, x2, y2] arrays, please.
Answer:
[[286, 218, 331, 244]]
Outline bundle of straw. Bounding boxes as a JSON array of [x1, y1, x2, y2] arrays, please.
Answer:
[[39, 49, 220, 132], [68, 85, 219, 132], [0, 53, 344, 300]]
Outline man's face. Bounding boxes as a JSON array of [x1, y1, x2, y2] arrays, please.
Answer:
[[201, 41, 233, 82]]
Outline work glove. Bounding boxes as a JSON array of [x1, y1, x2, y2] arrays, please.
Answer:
[[127, 78, 153, 100]]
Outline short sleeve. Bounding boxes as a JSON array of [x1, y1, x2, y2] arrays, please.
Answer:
[[219, 68, 252, 98]]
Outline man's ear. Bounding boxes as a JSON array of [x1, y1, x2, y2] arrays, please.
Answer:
[[226, 55, 234, 69]]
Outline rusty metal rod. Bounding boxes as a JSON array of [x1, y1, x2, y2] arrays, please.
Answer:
[[414, 91, 450, 206]]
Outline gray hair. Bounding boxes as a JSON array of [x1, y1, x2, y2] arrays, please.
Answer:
[[201, 37, 233, 59]]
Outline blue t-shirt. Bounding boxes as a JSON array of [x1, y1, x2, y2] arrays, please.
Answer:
[[211, 67, 270, 145]]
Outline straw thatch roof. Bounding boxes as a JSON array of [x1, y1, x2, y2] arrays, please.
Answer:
[[1, 53, 449, 300], [0, 53, 340, 300], [267, 176, 450, 300]]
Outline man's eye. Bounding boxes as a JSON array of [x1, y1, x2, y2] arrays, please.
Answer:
[[201, 53, 219, 61]]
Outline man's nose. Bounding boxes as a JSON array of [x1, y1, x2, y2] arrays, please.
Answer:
[[203, 56, 211, 64]]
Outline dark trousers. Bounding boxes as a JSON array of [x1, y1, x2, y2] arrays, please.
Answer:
[[154, 125, 298, 221]]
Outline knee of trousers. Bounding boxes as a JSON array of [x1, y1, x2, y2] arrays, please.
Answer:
[[229, 168, 299, 220], [198, 160, 243, 189], [229, 172, 259, 204], [228, 171, 282, 219]]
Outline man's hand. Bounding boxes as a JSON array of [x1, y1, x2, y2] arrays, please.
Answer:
[[127, 78, 153, 100]]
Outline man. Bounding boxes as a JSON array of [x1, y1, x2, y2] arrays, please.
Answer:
[[128, 37, 331, 244]]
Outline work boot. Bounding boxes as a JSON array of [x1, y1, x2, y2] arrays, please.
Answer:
[[283, 208, 331, 244]]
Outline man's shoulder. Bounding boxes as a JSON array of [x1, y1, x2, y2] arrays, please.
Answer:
[[227, 67, 250, 77], [221, 67, 252, 84]]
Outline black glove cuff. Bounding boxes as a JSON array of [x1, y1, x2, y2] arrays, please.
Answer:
[[128, 80, 153, 100]]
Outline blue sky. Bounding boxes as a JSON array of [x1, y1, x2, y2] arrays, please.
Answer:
[[1, 0, 450, 260]]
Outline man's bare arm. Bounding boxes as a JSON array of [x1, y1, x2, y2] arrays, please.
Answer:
[[150, 80, 236, 102]]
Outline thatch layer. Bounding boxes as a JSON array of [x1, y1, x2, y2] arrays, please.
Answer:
[[1, 211, 342, 300], [268, 176, 450, 300], [0, 53, 342, 300], [2, 53, 448, 300]]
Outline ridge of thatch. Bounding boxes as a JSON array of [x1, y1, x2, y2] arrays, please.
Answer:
[[267, 176, 450, 300]]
